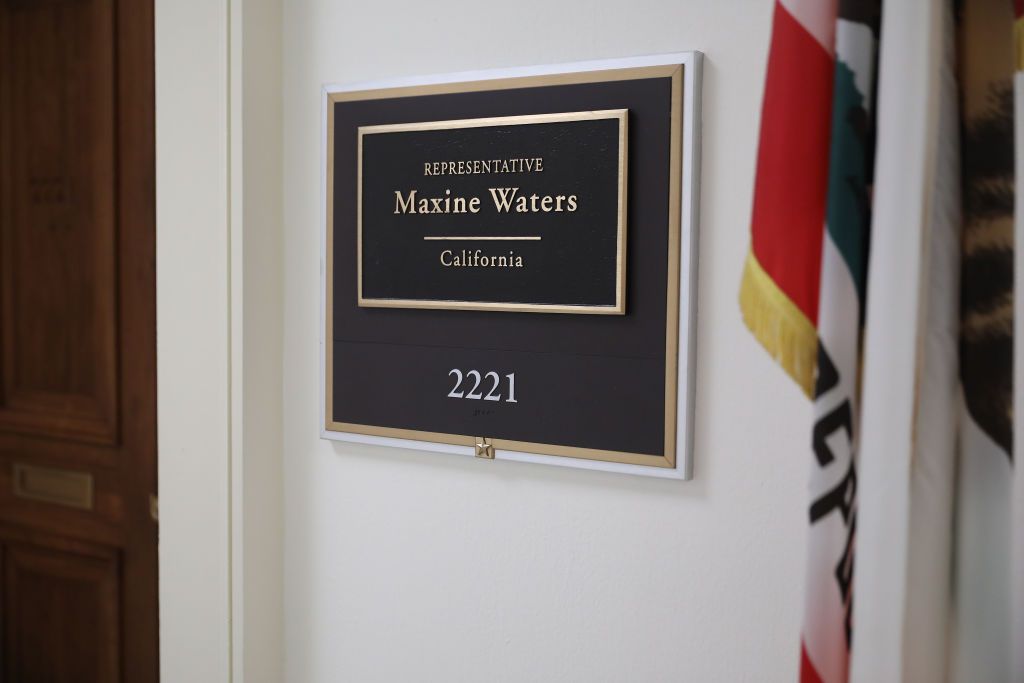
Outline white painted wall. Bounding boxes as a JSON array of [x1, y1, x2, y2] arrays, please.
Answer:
[[282, 1, 810, 681]]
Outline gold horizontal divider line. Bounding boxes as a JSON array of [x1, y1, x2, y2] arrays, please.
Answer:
[[423, 235, 542, 241]]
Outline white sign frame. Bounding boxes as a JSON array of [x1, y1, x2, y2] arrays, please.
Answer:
[[320, 52, 702, 479]]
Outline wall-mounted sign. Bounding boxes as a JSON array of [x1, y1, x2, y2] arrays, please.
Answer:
[[322, 53, 702, 478], [358, 110, 628, 313]]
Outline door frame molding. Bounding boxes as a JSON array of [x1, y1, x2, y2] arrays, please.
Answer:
[[156, 0, 283, 680]]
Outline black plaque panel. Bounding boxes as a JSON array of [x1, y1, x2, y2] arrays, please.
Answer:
[[326, 63, 684, 467], [358, 111, 627, 313]]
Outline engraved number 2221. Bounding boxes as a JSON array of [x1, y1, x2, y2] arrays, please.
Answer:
[[447, 370, 517, 403]]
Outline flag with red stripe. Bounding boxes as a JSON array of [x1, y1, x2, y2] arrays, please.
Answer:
[[741, 2, 881, 682], [739, 0, 836, 397]]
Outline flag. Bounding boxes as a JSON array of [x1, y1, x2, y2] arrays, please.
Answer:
[[739, 0, 837, 397], [746, 1, 1022, 680], [849, 0, 1020, 680], [740, 2, 887, 681], [1016, 0, 1024, 69], [1013, 5, 1024, 676], [802, 4, 880, 683], [847, 0, 962, 680], [950, 0, 1017, 679]]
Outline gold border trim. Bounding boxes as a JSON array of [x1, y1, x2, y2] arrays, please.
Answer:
[[326, 63, 684, 468], [356, 110, 628, 315]]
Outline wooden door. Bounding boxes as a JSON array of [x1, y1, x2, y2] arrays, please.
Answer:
[[0, 0, 157, 681]]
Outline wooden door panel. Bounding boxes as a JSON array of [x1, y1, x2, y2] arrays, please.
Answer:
[[0, 0, 157, 680], [4, 543, 120, 683], [0, 0, 119, 446], [0, 431, 118, 470]]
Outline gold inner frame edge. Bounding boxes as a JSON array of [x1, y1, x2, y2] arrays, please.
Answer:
[[357, 109, 628, 315]]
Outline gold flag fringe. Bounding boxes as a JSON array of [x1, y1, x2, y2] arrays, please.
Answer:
[[738, 250, 818, 398]]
